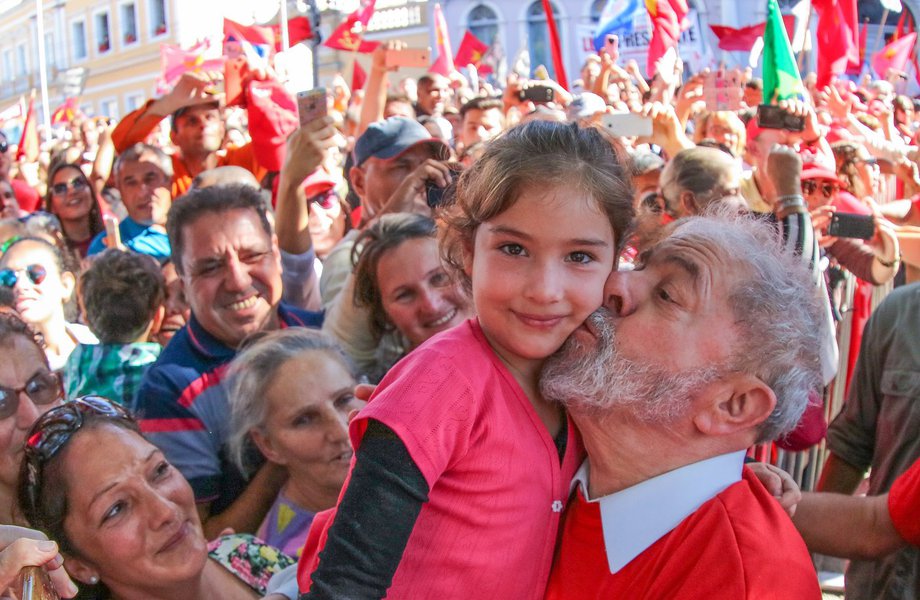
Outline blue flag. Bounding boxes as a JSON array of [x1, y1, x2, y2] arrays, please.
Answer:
[[593, 0, 642, 50]]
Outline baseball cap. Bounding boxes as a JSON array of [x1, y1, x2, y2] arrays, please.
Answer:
[[354, 117, 449, 166], [799, 147, 842, 183]]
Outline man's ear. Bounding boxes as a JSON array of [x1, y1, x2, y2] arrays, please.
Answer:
[[679, 190, 700, 216], [693, 374, 777, 438], [350, 165, 367, 201]]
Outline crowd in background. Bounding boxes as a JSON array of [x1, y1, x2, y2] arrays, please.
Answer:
[[0, 28, 918, 600]]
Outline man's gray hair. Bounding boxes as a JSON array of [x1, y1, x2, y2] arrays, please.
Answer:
[[226, 328, 356, 475], [674, 210, 825, 442], [114, 142, 174, 181]]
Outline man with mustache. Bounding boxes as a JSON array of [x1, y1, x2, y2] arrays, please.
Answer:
[[541, 213, 823, 598]]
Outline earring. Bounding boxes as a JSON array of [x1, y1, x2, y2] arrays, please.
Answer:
[[88, 575, 99, 585]]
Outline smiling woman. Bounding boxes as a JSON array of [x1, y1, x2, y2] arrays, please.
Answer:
[[0, 237, 97, 370], [227, 328, 363, 557], [18, 397, 295, 600], [349, 213, 472, 381], [44, 163, 104, 259]]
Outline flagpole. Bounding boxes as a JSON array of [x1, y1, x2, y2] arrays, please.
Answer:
[[796, 5, 812, 72], [34, 0, 51, 141], [872, 8, 891, 60], [279, 0, 290, 53]]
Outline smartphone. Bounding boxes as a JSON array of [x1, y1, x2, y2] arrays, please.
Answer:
[[224, 57, 249, 107], [15, 566, 59, 600], [104, 215, 122, 249], [703, 71, 743, 111], [518, 85, 554, 103], [386, 48, 431, 69], [603, 34, 619, 59], [827, 212, 875, 240], [297, 88, 327, 126], [601, 112, 654, 137], [425, 163, 463, 208], [757, 104, 805, 132]]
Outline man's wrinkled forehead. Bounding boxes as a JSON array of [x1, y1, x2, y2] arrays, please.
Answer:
[[643, 222, 737, 283]]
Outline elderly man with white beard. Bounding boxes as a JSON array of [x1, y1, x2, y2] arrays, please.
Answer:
[[540, 213, 824, 599]]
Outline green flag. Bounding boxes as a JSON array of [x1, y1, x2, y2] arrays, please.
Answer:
[[762, 0, 804, 102]]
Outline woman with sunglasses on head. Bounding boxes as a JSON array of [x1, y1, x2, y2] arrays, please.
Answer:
[[44, 163, 104, 259], [0, 237, 97, 371], [19, 396, 295, 600], [0, 312, 64, 525]]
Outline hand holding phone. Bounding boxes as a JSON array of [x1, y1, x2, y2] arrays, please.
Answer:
[[103, 215, 123, 251], [603, 35, 619, 62], [297, 88, 328, 127]]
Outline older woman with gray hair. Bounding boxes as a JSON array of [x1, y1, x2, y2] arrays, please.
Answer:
[[226, 328, 363, 557]]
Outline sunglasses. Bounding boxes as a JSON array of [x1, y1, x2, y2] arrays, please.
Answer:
[[50, 178, 88, 197], [801, 180, 839, 199], [23, 396, 133, 514], [0, 264, 47, 288], [0, 371, 61, 420]]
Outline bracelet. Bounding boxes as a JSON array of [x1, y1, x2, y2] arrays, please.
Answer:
[[776, 194, 806, 207], [876, 255, 901, 268]]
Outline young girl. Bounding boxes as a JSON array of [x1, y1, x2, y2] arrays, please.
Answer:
[[298, 121, 635, 599]]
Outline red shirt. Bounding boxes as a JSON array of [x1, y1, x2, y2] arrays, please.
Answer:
[[545, 468, 821, 600], [889, 456, 920, 545], [11, 179, 40, 213]]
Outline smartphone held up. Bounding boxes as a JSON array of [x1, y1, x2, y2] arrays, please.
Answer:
[[297, 88, 328, 127]]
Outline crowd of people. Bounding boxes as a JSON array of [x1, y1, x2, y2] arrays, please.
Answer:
[[0, 32, 919, 600]]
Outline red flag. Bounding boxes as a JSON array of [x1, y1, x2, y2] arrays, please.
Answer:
[[872, 32, 917, 78], [542, 0, 568, 89], [709, 16, 795, 52], [50, 97, 81, 125], [646, 0, 688, 77], [16, 93, 38, 163], [324, 0, 379, 53], [352, 60, 367, 91], [454, 31, 492, 74], [274, 17, 314, 50], [159, 40, 226, 90], [429, 3, 455, 76], [811, 0, 860, 87], [224, 19, 275, 48], [848, 18, 869, 75]]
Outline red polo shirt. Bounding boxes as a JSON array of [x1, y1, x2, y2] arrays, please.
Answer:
[[545, 468, 821, 599]]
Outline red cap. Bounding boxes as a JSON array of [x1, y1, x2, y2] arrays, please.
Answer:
[[799, 146, 843, 184], [245, 78, 299, 172]]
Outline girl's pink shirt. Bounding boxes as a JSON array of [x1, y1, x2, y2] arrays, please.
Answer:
[[300, 318, 582, 598]]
